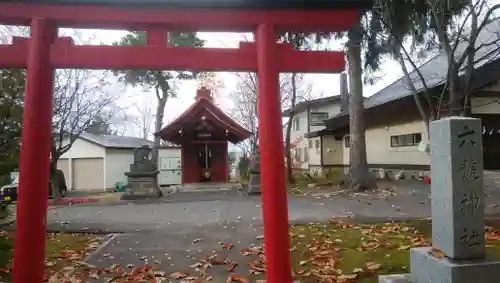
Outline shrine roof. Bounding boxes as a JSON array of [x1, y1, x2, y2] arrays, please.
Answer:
[[155, 88, 252, 144], [9, 0, 373, 10]]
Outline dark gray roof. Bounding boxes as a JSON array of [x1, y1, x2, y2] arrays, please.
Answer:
[[80, 132, 154, 149], [282, 95, 341, 116], [16, 0, 373, 10], [326, 16, 500, 124]]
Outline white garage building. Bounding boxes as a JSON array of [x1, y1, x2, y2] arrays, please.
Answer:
[[57, 133, 154, 191]]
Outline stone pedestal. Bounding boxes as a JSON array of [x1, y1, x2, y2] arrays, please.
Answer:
[[247, 147, 262, 195], [121, 171, 162, 200], [120, 145, 163, 200], [379, 117, 500, 283]]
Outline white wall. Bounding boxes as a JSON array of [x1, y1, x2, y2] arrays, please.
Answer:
[[365, 120, 429, 165], [105, 148, 134, 189], [289, 103, 342, 170], [290, 111, 309, 169], [322, 136, 343, 165], [342, 135, 350, 165], [308, 136, 321, 166], [59, 138, 106, 159]]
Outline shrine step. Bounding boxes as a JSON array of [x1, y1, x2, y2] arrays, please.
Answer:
[[169, 183, 242, 192]]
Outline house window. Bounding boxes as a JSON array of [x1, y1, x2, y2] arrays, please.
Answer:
[[310, 112, 329, 126], [344, 135, 350, 148], [309, 139, 313, 148], [303, 147, 309, 162], [293, 117, 301, 131], [390, 133, 422, 147]]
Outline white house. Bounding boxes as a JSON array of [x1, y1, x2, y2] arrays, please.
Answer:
[[282, 72, 349, 172], [57, 133, 155, 191], [306, 17, 500, 178]]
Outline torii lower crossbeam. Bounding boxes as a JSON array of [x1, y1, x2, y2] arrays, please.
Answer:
[[0, 38, 345, 72]]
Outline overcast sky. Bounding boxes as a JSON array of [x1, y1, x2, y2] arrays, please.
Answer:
[[3, 1, 500, 139], [55, 28, 402, 138]]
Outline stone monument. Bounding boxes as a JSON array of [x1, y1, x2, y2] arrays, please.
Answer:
[[247, 145, 262, 195], [121, 145, 163, 200], [379, 117, 500, 283]]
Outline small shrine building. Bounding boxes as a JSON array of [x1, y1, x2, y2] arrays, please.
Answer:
[[156, 87, 251, 183]]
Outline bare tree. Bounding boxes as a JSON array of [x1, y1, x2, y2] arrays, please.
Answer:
[[131, 101, 155, 140], [374, 0, 500, 135], [228, 73, 259, 156], [284, 73, 308, 184], [228, 72, 307, 157], [51, 69, 120, 198]]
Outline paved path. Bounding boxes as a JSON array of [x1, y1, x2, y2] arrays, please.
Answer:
[[45, 185, 500, 282]]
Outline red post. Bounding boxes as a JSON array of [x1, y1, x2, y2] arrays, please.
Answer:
[[146, 29, 168, 46], [13, 18, 56, 283], [255, 24, 292, 283]]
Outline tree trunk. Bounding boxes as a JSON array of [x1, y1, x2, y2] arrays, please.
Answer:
[[151, 85, 168, 168], [151, 84, 168, 197], [284, 73, 298, 184], [50, 145, 62, 200], [347, 21, 375, 190], [285, 118, 294, 184], [448, 66, 462, 116]]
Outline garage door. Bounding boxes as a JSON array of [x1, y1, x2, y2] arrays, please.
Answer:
[[57, 159, 70, 182], [72, 158, 104, 191]]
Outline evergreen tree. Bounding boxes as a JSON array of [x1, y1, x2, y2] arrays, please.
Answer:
[[0, 69, 25, 178], [114, 32, 204, 166]]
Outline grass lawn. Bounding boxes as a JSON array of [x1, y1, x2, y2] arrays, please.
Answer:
[[0, 229, 105, 282], [289, 219, 500, 283]]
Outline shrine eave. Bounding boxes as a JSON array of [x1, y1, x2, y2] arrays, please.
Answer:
[[155, 97, 252, 144], [4, 0, 374, 10]]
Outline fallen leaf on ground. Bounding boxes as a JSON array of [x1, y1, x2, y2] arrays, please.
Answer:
[[227, 262, 238, 272], [353, 268, 363, 273], [170, 271, 188, 279], [230, 274, 249, 283], [222, 243, 235, 250], [429, 248, 446, 258], [299, 260, 309, 266], [206, 254, 226, 265], [397, 245, 411, 250], [337, 274, 358, 282], [364, 262, 381, 272]]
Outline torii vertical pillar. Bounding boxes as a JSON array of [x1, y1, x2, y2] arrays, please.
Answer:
[[13, 18, 56, 283], [256, 24, 292, 283]]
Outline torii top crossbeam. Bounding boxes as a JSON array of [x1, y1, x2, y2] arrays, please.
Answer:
[[0, 0, 371, 72], [0, 0, 372, 31]]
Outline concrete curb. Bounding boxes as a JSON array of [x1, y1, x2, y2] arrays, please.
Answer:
[[82, 233, 120, 263]]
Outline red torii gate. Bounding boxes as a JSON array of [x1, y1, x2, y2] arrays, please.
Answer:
[[0, 1, 371, 282]]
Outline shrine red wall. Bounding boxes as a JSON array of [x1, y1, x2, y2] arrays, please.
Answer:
[[181, 142, 228, 184]]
